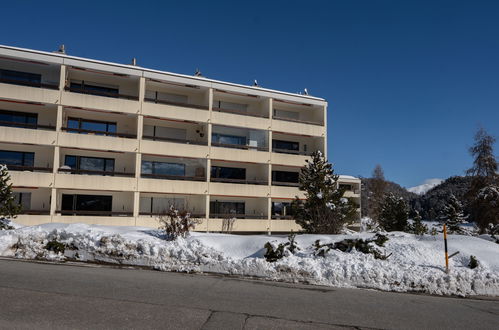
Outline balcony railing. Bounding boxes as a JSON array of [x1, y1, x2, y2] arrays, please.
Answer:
[[271, 215, 295, 220], [139, 212, 206, 218], [0, 120, 56, 131], [61, 127, 137, 139], [213, 106, 268, 119], [211, 141, 269, 152], [142, 135, 208, 146], [141, 173, 206, 181], [58, 168, 135, 177], [209, 213, 267, 219], [19, 210, 51, 215], [64, 86, 139, 101], [56, 210, 133, 216], [144, 97, 208, 110], [5, 165, 53, 172], [272, 148, 311, 156], [272, 116, 323, 126], [271, 181, 300, 187], [210, 177, 268, 185], [0, 77, 59, 90]]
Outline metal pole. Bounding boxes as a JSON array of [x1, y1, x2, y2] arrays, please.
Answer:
[[443, 223, 449, 273]]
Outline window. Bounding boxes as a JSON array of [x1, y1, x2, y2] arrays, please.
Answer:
[[272, 171, 299, 183], [212, 133, 246, 146], [339, 184, 353, 191], [70, 81, 119, 97], [210, 201, 245, 216], [0, 110, 37, 128], [0, 69, 41, 86], [13, 192, 31, 210], [273, 109, 299, 120], [61, 194, 112, 214], [140, 197, 185, 214], [141, 161, 186, 177], [64, 155, 115, 173], [211, 166, 246, 180], [0, 150, 35, 168], [272, 139, 299, 153], [213, 100, 248, 112], [272, 202, 294, 217], [67, 117, 117, 134]]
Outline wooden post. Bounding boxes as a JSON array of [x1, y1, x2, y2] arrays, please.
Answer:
[[443, 223, 449, 273]]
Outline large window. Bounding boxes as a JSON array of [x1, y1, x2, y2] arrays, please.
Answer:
[[272, 202, 294, 218], [212, 133, 246, 146], [272, 139, 299, 153], [61, 194, 112, 215], [140, 197, 185, 214], [64, 155, 115, 173], [273, 109, 299, 120], [211, 166, 246, 180], [0, 69, 41, 86], [13, 192, 31, 211], [0, 110, 37, 128], [213, 100, 248, 112], [141, 161, 186, 177], [70, 81, 119, 97], [67, 117, 117, 135], [210, 201, 245, 216], [0, 150, 35, 168], [272, 171, 299, 184]]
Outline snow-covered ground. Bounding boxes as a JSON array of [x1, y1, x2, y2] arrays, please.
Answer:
[[1, 221, 498, 297]]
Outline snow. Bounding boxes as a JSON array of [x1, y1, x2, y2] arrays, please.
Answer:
[[1, 221, 498, 297], [407, 178, 443, 195]]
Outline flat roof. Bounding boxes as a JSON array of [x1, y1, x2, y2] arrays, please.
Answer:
[[0, 44, 327, 105]]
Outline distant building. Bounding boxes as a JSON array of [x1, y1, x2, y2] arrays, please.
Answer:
[[0, 45, 360, 232]]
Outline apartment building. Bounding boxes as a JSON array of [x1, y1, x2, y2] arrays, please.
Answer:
[[0, 45, 361, 233]]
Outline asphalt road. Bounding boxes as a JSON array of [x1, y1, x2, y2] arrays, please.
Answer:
[[0, 258, 497, 329]]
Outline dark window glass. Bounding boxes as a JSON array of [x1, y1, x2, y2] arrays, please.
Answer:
[[70, 82, 119, 97], [0, 110, 38, 128], [210, 201, 245, 215], [212, 133, 246, 146], [13, 192, 31, 210], [141, 161, 185, 177], [67, 117, 117, 134], [61, 194, 112, 214], [272, 139, 299, 152], [0, 150, 34, 167], [272, 202, 294, 217], [272, 171, 299, 183], [211, 166, 246, 180], [64, 155, 115, 173], [0, 69, 41, 85]]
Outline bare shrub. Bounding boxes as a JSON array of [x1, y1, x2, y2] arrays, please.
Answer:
[[158, 205, 201, 240]]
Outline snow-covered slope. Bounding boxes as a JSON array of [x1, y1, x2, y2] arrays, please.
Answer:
[[408, 178, 443, 195], [1, 222, 498, 296]]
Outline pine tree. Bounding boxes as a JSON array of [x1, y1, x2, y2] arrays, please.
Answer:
[[370, 164, 387, 223], [409, 210, 428, 236], [466, 127, 498, 232], [378, 193, 408, 231], [439, 194, 467, 233], [293, 151, 358, 234], [0, 164, 21, 219]]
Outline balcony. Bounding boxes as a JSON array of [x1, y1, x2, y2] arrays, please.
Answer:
[[142, 100, 210, 122], [54, 172, 136, 191], [211, 107, 270, 130], [58, 129, 138, 152], [61, 89, 139, 114], [55, 210, 133, 217], [0, 81, 60, 105], [209, 181, 269, 197], [0, 76, 58, 90], [141, 173, 206, 182], [9, 169, 54, 188]]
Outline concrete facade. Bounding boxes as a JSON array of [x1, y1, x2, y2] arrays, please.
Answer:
[[0, 45, 360, 232]]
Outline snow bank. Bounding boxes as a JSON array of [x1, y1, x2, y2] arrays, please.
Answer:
[[1, 222, 498, 297]]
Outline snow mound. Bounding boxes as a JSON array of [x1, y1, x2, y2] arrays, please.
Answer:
[[1, 223, 498, 297], [407, 178, 443, 195]]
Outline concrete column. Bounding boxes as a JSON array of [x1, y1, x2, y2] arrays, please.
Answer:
[[205, 194, 210, 233], [267, 196, 272, 235], [58, 65, 66, 92], [208, 88, 213, 112], [49, 188, 57, 220], [138, 76, 146, 104], [56, 105, 63, 131], [52, 146, 60, 174], [136, 114, 144, 141], [133, 191, 140, 220]]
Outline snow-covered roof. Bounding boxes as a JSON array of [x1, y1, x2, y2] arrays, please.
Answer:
[[0, 44, 327, 104]]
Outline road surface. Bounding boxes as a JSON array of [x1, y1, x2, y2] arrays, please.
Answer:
[[0, 258, 497, 329]]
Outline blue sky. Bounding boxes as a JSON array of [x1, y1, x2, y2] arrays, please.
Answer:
[[1, 0, 498, 188]]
